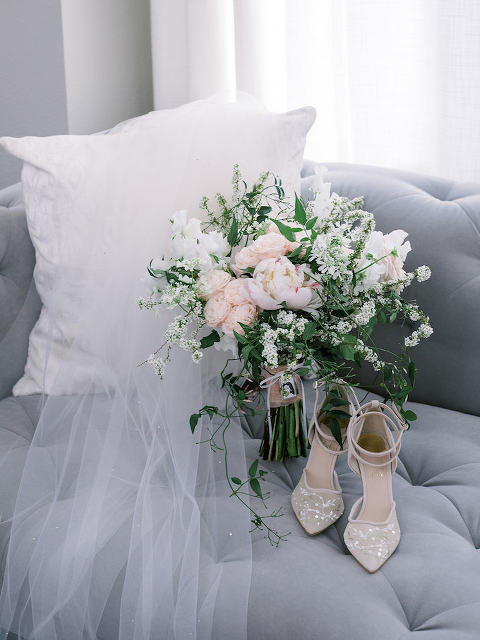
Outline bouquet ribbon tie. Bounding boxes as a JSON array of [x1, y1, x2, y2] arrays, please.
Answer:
[[260, 365, 307, 441]]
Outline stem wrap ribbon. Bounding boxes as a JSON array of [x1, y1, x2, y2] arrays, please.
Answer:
[[260, 364, 307, 441]]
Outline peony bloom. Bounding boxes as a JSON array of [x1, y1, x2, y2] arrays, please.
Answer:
[[204, 293, 232, 327], [223, 278, 252, 305], [197, 269, 232, 300], [222, 302, 257, 336], [246, 256, 312, 311]]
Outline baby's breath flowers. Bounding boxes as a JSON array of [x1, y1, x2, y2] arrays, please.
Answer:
[[139, 165, 432, 546]]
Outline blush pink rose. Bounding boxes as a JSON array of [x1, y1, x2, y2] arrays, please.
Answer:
[[222, 302, 257, 336], [234, 246, 260, 271], [246, 256, 312, 311], [204, 292, 232, 327], [223, 278, 252, 305], [197, 269, 232, 300], [250, 232, 290, 261]]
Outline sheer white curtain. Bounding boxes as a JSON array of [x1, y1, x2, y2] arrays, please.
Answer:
[[150, 0, 480, 182]]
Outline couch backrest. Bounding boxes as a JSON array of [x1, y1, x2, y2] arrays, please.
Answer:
[[0, 184, 41, 400], [301, 161, 480, 417]]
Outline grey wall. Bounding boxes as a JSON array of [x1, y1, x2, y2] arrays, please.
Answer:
[[0, 0, 69, 189], [0, 0, 153, 189], [61, 0, 153, 134]]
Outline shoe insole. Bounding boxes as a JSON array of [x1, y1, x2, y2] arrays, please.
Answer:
[[357, 417, 393, 523]]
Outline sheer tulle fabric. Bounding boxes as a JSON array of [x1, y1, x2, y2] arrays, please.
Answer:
[[0, 156, 253, 637]]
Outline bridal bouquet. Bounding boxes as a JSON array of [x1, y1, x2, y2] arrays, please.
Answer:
[[140, 166, 432, 543]]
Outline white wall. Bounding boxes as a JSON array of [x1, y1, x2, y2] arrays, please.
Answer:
[[0, 0, 69, 188], [61, 0, 153, 134], [0, 0, 153, 188]]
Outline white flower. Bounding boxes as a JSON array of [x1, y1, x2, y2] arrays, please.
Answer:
[[247, 256, 312, 311], [200, 230, 229, 259], [358, 230, 411, 290], [416, 265, 431, 282], [169, 211, 228, 271], [405, 332, 420, 347], [309, 166, 332, 221], [418, 323, 433, 338]]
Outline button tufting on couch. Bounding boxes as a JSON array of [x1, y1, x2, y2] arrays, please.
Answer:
[[0, 163, 479, 639]]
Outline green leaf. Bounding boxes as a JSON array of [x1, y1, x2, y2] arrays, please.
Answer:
[[294, 194, 307, 225], [325, 396, 349, 408], [199, 330, 220, 349], [231, 477, 242, 485], [339, 344, 356, 361], [328, 417, 343, 448], [287, 244, 304, 259], [272, 219, 297, 242], [241, 344, 253, 362], [189, 413, 199, 433], [227, 216, 238, 246], [248, 459, 259, 477], [233, 330, 247, 344], [303, 321, 317, 341], [295, 367, 310, 376], [404, 409, 417, 421], [329, 409, 351, 419], [249, 477, 263, 499], [257, 205, 272, 216], [408, 361, 416, 387], [379, 311, 387, 324], [242, 266, 255, 274]]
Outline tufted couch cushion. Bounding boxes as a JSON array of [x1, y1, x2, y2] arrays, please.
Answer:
[[0, 184, 41, 401], [0, 388, 479, 639]]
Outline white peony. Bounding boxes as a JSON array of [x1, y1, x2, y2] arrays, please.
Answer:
[[247, 256, 312, 311], [359, 230, 412, 289]]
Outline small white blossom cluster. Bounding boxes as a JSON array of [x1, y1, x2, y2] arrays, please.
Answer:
[[404, 322, 433, 347], [355, 300, 376, 326], [147, 354, 166, 378], [259, 315, 307, 369], [415, 265, 431, 282], [164, 314, 203, 363], [355, 339, 383, 371], [311, 234, 351, 280]]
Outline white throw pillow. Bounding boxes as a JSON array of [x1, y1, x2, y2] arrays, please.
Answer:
[[1, 99, 315, 395]]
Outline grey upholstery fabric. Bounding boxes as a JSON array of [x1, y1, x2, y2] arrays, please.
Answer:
[[0, 184, 41, 401], [0, 389, 479, 639], [302, 162, 480, 417]]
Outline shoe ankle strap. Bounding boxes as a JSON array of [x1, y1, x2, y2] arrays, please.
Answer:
[[347, 400, 407, 476]]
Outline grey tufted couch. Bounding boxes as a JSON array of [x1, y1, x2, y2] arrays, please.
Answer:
[[0, 163, 479, 639]]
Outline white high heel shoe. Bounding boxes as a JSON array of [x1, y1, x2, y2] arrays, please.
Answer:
[[343, 400, 407, 573], [291, 382, 357, 535]]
